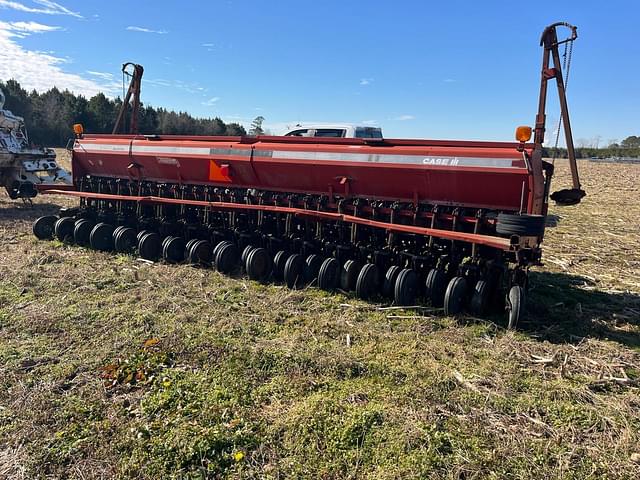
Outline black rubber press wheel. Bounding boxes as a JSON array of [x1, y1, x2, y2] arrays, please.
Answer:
[[33, 215, 57, 240], [89, 223, 115, 251], [425, 268, 447, 307], [73, 219, 94, 246], [356, 263, 380, 300], [470, 280, 490, 315], [139, 232, 162, 261], [189, 240, 212, 265], [246, 247, 272, 282], [54, 217, 76, 242], [340, 260, 361, 291], [272, 250, 289, 281], [284, 253, 304, 288], [215, 243, 239, 274], [304, 254, 323, 283], [317, 258, 339, 291], [444, 276, 468, 316], [163, 236, 186, 263], [382, 265, 401, 298], [394, 268, 418, 306], [114, 227, 137, 254]]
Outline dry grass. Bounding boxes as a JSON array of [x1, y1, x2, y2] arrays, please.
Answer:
[[0, 153, 639, 479]]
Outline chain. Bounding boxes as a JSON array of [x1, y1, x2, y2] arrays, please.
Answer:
[[552, 39, 574, 164]]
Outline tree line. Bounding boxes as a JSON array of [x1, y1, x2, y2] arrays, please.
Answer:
[[1, 79, 246, 147]]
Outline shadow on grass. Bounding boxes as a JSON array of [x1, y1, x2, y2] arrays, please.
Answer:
[[0, 198, 61, 222], [524, 271, 640, 349]]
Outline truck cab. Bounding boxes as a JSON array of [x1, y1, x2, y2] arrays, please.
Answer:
[[284, 124, 383, 139]]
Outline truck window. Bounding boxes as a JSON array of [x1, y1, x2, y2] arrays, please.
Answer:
[[355, 127, 383, 139], [314, 129, 346, 138], [285, 129, 309, 136]]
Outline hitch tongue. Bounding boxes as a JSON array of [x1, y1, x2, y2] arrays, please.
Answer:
[[550, 188, 586, 206]]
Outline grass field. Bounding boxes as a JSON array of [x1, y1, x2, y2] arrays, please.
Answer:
[[1, 153, 639, 479]]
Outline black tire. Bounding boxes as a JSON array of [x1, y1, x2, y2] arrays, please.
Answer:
[[162, 235, 174, 251], [138, 232, 161, 261], [137, 230, 150, 244], [189, 240, 212, 265], [356, 263, 380, 300], [425, 269, 447, 307], [215, 243, 239, 274], [54, 217, 76, 242], [89, 223, 115, 252], [496, 213, 545, 236], [470, 280, 490, 315], [284, 254, 304, 288], [272, 250, 289, 281], [394, 268, 418, 306], [246, 247, 272, 282], [73, 219, 94, 246], [506, 285, 525, 330], [382, 266, 401, 298], [185, 239, 199, 257], [444, 276, 468, 316], [241, 245, 256, 270], [163, 237, 186, 263], [213, 240, 232, 260], [33, 215, 57, 240], [114, 227, 137, 254], [317, 258, 339, 291], [304, 254, 322, 283], [340, 260, 361, 291]]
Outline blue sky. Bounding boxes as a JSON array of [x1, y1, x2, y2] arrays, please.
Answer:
[[0, 0, 638, 144]]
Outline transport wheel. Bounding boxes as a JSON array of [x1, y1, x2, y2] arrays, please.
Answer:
[[90, 223, 115, 252], [246, 247, 272, 282], [33, 215, 57, 240], [506, 285, 525, 330], [138, 232, 162, 261], [272, 250, 289, 281], [425, 269, 447, 307], [189, 240, 212, 265], [317, 258, 339, 291], [215, 243, 239, 274], [137, 230, 150, 244], [470, 280, 490, 315], [163, 237, 186, 263], [444, 276, 468, 316], [73, 219, 94, 246], [284, 254, 304, 288], [394, 268, 418, 306], [496, 213, 545, 236], [382, 266, 401, 298], [241, 245, 256, 270], [54, 217, 76, 242], [356, 263, 380, 300], [340, 260, 361, 291], [114, 227, 137, 254], [304, 254, 322, 283]]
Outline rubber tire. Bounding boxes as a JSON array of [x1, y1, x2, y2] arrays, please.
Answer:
[[241, 245, 256, 270], [272, 250, 289, 281], [185, 239, 199, 258], [163, 237, 186, 263], [470, 280, 490, 315], [138, 232, 161, 261], [317, 258, 339, 291], [425, 269, 447, 307], [54, 217, 76, 242], [496, 213, 545, 236], [506, 285, 525, 330], [213, 240, 232, 260], [137, 230, 150, 244], [284, 254, 304, 288], [356, 263, 380, 300], [444, 276, 468, 316], [394, 268, 418, 306], [114, 227, 137, 254], [382, 266, 401, 298], [246, 247, 272, 282], [304, 254, 322, 283], [189, 240, 212, 265], [89, 223, 115, 252], [73, 219, 94, 246], [340, 260, 361, 291], [33, 215, 57, 240], [215, 243, 239, 274]]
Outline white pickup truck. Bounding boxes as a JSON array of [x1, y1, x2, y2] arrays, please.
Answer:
[[284, 124, 383, 139]]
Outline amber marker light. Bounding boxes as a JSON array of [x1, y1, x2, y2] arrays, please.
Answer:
[[515, 126, 532, 142]]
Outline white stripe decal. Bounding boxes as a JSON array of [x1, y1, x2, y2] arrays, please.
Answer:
[[75, 143, 523, 168]]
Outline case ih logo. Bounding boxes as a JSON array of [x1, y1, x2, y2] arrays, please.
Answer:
[[423, 157, 459, 166]]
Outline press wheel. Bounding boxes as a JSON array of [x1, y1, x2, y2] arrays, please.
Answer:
[[54, 217, 76, 242], [394, 268, 418, 306], [189, 240, 212, 265], [33, 215, 57, 240], [284, 253, 304, 288], [425, 268, 447, 307], [382, 265, 401, 298], [272, 250, 289, 281], [444, 276, 468, 316], [246, 247, 272, 282], [89, 223, 115, 252], [470, 280, 490, 315], [163, 237, 186, 263], [318, 258, 339, 291], [340, 260, 361, 291], [215, 243, 239, 274], [73, 219, 94, 246], [356, 263, 380, 300], [138, 232, 162, 261], [304, 254, 322, 283]]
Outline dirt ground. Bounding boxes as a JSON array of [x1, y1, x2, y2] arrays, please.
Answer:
[[0, 153, 639, 479]]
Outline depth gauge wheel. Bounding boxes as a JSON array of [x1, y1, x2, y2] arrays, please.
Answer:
[[246, 247, 272, 282], [163, 237, 186, 263], [215, 243, 239, 274], [33, 215, 57, 240], [284, 253, 304, 288], [382, 265, 401, 298], [73, 219, 94, 246], [114, 227, 137, 254], [54, 217, 76, 242], [189, 240, 212, 265], [355, 263, 380, 300], [138, 232, 161, 260], [340, 260, 361, 291], [304, 254, 322, 283], [241, 245, 256, 270], [394, 268, 418, 306], [425, 269, 447, 307], [89, 223, 115, 252], [444, 276, 468, 316], [317, 258, 339, 291], [272, 250, 289, 281]]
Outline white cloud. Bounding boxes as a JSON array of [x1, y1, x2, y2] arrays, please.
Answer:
[[392, 115, 415, 121], [201, 43, 214, 47], [360, 78, 373, 86], [86, 70, 113, 81], [443, 78, 456, 83], [202, 96, 220, 106], [362, 119, 378, 125], [0, 21, 116, 97], [0, 0, 82, 18], [126, 26, 168, 34]]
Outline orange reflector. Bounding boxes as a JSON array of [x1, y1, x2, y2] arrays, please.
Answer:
[[209, 161, 232, 183], [73, 123, 84, 135], [515, 126, 532, 142]]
